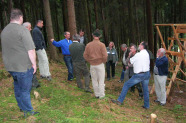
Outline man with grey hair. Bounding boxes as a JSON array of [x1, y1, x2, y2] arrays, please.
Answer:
[[32, 20, 52, 81], [51, 31, 73, 81], [69, 34, 91, 92], [23, 22, 32, 31], [23, 22, 40, 88], [118, 44, 130, 82], [154, 48, 168, 106]]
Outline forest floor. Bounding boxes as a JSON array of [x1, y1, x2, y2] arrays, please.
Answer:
[[0, 52, 185, 123]]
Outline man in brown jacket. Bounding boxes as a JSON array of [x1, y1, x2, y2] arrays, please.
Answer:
[[83, 29, 108, 99]]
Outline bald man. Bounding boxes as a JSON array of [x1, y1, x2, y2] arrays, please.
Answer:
[[153, 48, 168, 106]]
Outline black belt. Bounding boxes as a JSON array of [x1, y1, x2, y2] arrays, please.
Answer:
[[64, 55, 71, 56], [154, 73, 158, 75], [138, 72, 146, 74]]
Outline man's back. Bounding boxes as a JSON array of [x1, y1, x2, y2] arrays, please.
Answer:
[[1, 23, 35, 72], [69, 42, 85, 63], [84, 39, 107, 65]]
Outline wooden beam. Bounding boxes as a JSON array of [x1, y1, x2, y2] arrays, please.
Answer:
[[156, 26, 166, 50], [168, 37, 186, 42], [166, 51, 182, 56], [176, 78, 186, 83]]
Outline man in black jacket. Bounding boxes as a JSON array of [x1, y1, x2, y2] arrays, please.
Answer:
[[118, 44, 130, 83], [32, 20, 52, 81]]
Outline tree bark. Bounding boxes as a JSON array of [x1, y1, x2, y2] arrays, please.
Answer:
[[94, 0, 99, 29], [43, 0, 58, 61], [128, 0, 135, 44], [62, 0, 68, 31], [67, 0, 77, 37], [84, 0, 91, 43], [146, 0, 154, 71]]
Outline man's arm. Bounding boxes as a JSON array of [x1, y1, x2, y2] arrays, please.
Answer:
[[28, 49, 37, 74]]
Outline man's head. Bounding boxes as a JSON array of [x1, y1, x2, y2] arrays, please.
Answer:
[[92, 29, 101, 39], [157, 48, 166, 58], [64, 31, 70, 39], [121, 44, 127, 52], [130, 44, 137, 54], [138, 41, 148, 51], [79, 30, 84, 37], [36, 20, 44, 28], [23, 22, 32, 31], [10, 8, 23, 24], [72, 34, 80, 41]]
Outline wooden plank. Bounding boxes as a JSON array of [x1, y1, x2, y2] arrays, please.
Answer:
[[155, 24, 186, 26], [176, 78, 186, 83], [176, 26, 186, 33], [156, 26, 166, 50], [168, 37, 186, 42], [166, 50, 182, 56], [168, 40, 174, 51], [166, 57, 183, 97], [179, 68, 186, 76]]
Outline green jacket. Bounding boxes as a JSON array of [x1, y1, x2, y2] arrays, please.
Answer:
[[106, 47, 118, 63]]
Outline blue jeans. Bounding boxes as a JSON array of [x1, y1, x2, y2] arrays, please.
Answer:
[[117, 71, 151, 108], [9, 68, 34, 112], [120, 69, 125, 81], [64, 56, 73, 80]]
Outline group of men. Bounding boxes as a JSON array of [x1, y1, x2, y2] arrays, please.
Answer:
[[0, 8, 169, 117]]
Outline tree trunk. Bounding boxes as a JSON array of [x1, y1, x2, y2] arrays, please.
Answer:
[[134, 0, 140, 43], [94, 0, 99, 29], [62, 0, 68, 31], [0, 1, 4, 29], [84, 0, 91, 43], [146, 0, 154, 71], [20, 0, 26, 21], [128, 0, 135, 44], [43, 0, 58, 61], [67, 0, 77, 37]]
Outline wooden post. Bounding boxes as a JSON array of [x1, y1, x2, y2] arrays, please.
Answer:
[[150, 113, 157, 123]]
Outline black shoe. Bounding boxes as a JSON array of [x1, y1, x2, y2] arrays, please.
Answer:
[[141, 106, 148, 109], [32, 111, 40, 115], [154, 100, 160, 103], [46, 76, 52, 81], [40, 75, 45, 79], [24, 111, 40, 118], [85, 89, 92, 93], [36, 84, 41, 88], [95, 96, 99, 99], [160, 103, 166, 106], [111, 99, 122, 105]]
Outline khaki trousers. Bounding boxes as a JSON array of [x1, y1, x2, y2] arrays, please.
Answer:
[[36, 49, 51, 77], [90, 63, 105, 98], [154, 74, 167, 104]]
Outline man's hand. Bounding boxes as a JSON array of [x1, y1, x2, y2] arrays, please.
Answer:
[[32, 64, 37, 74], [126, 66, 129, 69], [50, 39, 54, 42], [129, 51, 132, 57]]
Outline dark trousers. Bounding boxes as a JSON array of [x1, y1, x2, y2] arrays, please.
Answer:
[[73, 62, 90, 90], [32, 73, 40, 88], [106, 61, 115, 79], [64, 56, 73, 80], [130, 76, 143, 97]]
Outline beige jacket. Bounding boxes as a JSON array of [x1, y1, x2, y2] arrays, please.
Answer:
[[83, 39, 108, 65]]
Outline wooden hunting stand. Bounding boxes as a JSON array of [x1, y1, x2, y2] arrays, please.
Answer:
[[151, 24, 186, 98]]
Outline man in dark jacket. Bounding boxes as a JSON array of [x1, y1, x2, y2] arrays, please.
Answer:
[[32, 20, 51, 81], [69, 34, 91, 92], [118, 44, 130, 82], [154, 48, 168, 106]]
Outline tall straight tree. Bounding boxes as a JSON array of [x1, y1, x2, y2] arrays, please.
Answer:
[[67, 0, 77, 37], [43, 0, 58, 61], [146, 0, 154, 70], [128, 0, 135, 43]]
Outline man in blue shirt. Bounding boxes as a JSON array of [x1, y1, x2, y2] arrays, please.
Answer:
[[154, 48, 168, 106], [50, 31, 73, 81]]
